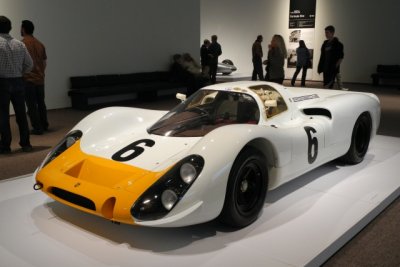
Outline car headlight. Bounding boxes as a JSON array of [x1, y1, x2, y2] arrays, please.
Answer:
[[40, 130, 82, 169], [180, 162, 197, 184], [130, 155, 204, 221], [161, 189, 178, 210]]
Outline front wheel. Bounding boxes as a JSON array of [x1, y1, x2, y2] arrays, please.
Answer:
[[219, 147, 268, 228], [341, 112, 372, 164]]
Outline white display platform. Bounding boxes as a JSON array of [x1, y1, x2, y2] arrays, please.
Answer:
[[1, 135, 400, 267]]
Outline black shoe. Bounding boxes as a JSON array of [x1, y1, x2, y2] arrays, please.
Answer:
[[0, 147, 11, 154], [31, 129, 43, 135], [22, 146, 33, 152]]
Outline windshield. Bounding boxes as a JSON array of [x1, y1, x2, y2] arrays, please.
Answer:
[[148, 90, 259, 137]]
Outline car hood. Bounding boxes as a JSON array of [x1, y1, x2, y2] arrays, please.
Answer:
[[79, 130, 201, 173]]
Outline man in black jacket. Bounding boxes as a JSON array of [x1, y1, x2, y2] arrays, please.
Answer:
[[317, 25, 344, 89], [252, 35, 264, 81], [208, 35, 222, 84], [200, 39, 211, 78]]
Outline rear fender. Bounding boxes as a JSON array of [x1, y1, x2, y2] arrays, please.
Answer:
[[303, 93, 380, 148]]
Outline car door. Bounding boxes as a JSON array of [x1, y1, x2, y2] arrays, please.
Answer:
[[290, 117, 326, 178]]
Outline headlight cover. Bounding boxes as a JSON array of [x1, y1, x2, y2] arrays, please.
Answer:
[[40, 130, 82, 169], [131, 155, 204, 221]]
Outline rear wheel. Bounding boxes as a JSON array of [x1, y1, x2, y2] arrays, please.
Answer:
[[219, 147, 268, 228], [341, 112, 372, 164]]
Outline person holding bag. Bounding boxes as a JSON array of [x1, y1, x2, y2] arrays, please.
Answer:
[[291, 40, 310, 87]]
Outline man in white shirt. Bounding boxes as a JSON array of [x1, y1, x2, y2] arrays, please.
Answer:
[[0, 15, 33, 154]]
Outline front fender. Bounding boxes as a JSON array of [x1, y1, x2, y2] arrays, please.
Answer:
[[70, 107, 167, 152], [150, 124, 292, 226], [73, 106, 167, 132]]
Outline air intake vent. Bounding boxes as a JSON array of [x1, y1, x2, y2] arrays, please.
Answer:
[[303, 108, 332, 119], [51, 187, 96, 211]]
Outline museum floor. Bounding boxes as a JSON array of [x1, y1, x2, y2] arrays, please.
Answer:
[[0, 80, 399, 266]]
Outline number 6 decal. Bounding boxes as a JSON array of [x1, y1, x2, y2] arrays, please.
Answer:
[[112, 139, 155, 162], [304, 126, 318, 164]]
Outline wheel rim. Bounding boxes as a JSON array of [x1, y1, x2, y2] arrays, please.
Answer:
[[234, 160, 263, 216]]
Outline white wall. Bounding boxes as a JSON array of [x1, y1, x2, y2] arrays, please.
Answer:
[[1, 0, 200, 109], [2, 0, 398, 111], [201, 0, 400, 83]]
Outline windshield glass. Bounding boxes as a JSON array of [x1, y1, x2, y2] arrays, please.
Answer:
[[148, 90, 259, 137]]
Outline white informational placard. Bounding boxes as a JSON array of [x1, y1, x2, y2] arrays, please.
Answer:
[[286, 0, 316, 81]]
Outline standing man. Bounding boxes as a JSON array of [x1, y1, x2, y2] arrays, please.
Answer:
[[200, 39, 211, 78], [0, 15, 33, 154], [252, 35, 264, 80], [21, 20, 49, 134], [208, 35, 222, 84], [317, 25, 344, 89]]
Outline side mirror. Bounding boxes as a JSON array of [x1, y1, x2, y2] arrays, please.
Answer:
[[176, 93, 187, 102], [264, 99, 277, 108]]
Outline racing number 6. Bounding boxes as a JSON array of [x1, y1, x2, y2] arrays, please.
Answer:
[[112, 139, 155, 162], [304, 126, 318, 164]]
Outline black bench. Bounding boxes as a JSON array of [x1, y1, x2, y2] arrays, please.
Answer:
[[371, 65, 400, 86], [68, 71, 186, 109]]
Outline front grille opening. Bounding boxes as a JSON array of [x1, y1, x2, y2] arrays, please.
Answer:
[[51, 187, 96, 211]]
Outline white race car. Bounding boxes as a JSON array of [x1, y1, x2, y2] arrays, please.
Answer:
[[217, 59, 237, 75], [34, 81, 380, 228]]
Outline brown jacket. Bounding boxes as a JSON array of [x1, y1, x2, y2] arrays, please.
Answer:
[[22, 35, 47, 85]]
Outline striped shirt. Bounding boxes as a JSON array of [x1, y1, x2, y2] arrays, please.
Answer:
[[0, 33, 33, 78]]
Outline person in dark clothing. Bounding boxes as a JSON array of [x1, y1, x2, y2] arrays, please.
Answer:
[[265, 34, 287, 84], [0, 16, 33, 154], [317, 25, 344, 89], [208, 35, 222, 84], [200, 39, 211, 78], [291, 40, 311, 87], [170, 54, 191, 85], [181, 53, 209, 95], [252, 35, 264, 81], [169, 54, 208, 96]]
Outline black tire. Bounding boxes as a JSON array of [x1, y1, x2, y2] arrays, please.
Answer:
[[219, 147, 268, 228], [341, 112, 372, 164]]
